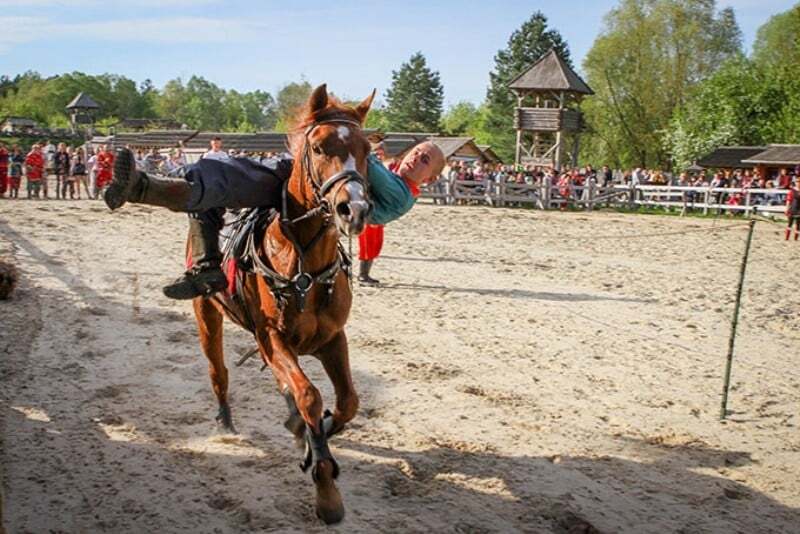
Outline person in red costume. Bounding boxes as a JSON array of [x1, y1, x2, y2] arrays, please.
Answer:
[[95, 144, 115, 191], [358, 142, 392, 286], [0, 142, 8, 197], [785, 178, 800, 241], [25, 144, 45, 199]]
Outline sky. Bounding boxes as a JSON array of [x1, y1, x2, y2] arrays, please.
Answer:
[[0, 0, 796, 107]]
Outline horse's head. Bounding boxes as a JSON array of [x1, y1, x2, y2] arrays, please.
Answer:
[[291, 84, 375, 237]]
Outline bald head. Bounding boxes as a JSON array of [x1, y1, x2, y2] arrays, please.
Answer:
[[396, 141, 445, 185]]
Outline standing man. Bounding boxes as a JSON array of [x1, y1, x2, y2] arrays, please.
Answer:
[[785, 178, 800, 241], [0, 142, 8, 197], [202, 136, 230, 161], [42, 139, 56, 198], [54, 143, 71, 200], [95, 144, 115, 192], [25, 144, 45, 199]]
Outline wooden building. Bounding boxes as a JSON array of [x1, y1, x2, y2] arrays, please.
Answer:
[[508, 49, 593, 170], [1, 116, 38, 134]]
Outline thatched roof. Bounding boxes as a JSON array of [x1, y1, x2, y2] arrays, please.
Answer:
[[697, 146, 766, 169], [742, 145, 800, 166], [66, 92, 100, 110], [508, 49, 593, 95]]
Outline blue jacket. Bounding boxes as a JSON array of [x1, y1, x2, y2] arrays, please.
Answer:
[[365, 154, 416, 225]]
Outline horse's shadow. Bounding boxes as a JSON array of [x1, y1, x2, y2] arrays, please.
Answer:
[[329, 435, 798, 533]]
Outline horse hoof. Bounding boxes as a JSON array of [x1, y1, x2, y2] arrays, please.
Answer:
[[314, 460, 344, 524], [215, 405, 237, 434]]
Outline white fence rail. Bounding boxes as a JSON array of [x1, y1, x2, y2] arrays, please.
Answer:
[[418, 180, 790, 218]]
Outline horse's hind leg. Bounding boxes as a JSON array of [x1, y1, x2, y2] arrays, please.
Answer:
[[317, 331, 358, 437], [193, 297, 236, 433]]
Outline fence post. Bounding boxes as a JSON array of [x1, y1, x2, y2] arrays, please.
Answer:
[[445, 179, 452, 205], [544, 176, 552, 210], [628, 183, 636, 209], [703, 187, 710, 215], [744, 190, 752, 218], [587, 179, 595, 211]]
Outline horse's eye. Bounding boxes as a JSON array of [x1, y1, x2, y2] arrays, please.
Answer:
[[312, 144, 323, 155]]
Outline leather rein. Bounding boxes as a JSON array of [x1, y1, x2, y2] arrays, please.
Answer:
[[247, 118, 368, 312]]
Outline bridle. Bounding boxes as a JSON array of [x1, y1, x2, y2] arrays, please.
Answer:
[[247, 117, 370, 312]]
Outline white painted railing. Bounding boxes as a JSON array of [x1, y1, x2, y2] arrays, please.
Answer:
[[419, 180, 790, 218]]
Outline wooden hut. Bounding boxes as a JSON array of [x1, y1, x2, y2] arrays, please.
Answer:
[[508, 48, 593, 170], [742, 145, 800, 179]]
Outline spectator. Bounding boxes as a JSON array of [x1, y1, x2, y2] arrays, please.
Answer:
[[87, 148, 98, 199], [71, 147, 88, 199], [777, 168, 792, 189], [95, 144, 114, 192], [0, 142, 8, 197], [785, 178, 800, 241], [8, 145, 23, 199], [25, 143, 45, 199], [601, 165, 613, 188], [42, 139, 56, 198], [54, 143, 71, 199]]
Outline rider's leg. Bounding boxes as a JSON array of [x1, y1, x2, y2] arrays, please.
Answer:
[[105, 148, 289, 212], [163, 209, 227, 300]]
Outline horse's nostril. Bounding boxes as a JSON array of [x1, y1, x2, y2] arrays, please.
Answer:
[[336, 202, 351, 219]]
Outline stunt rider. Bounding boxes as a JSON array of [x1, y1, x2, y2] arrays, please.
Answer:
[[104, 139, 445, 299]]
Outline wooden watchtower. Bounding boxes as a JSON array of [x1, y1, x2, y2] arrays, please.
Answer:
[[509, 49, 593, 170]]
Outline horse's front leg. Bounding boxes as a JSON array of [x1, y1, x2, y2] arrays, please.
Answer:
[[255, 329, 344, 524], [316, 330, 358, 437], [193, 297, 235, 433]]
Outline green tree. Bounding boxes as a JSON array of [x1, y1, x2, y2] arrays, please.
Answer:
[[752, 3, 800, 67], [582, 0, 743, 169], [384, 52, 444, 132], [275, 81, 313, 131], [483, 12, 571, 161], [440, 101, 480, 136]]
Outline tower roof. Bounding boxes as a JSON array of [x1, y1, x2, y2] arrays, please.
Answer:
[[66, 92, 100, 110], [508, 49, 593, 95]]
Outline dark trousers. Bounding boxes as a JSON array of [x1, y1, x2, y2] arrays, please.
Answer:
[[184, 157, 293, 262], [184, 157, 291, 212]]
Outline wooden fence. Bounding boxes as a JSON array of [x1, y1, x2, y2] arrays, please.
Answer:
[[419, 179, 790, 218]]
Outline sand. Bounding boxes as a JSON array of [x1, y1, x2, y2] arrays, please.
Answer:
[[1, 199, 798, 533]]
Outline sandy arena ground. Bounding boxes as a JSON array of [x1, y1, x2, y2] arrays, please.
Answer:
[[1, 199, 798, 533]]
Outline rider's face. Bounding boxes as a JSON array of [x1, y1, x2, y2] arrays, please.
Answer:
[[397, 143, 445, 185]]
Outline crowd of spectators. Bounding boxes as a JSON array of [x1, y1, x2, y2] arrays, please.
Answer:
[[436, 160, 799, 211], [0, 141, 287, 200], [0, 140, 115, 200]]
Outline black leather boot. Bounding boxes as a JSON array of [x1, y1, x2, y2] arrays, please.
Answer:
[[162, 215, 227, 300], [358, 260, 380, 286], [105, 148, 192, 211]]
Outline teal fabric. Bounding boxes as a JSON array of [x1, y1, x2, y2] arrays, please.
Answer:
[[366, 154, 416, 225]]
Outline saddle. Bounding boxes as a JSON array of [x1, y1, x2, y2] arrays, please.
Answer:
[[214, 207, 351, 329]]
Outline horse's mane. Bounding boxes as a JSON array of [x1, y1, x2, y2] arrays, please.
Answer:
[[286, 96, 364, 156]]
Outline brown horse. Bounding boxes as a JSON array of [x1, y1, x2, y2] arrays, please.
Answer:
[[193, 84, 374, 523]]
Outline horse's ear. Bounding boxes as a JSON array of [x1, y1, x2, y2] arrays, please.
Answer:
[[355, 89, 376, 124], [308, 84, 328, 114]]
